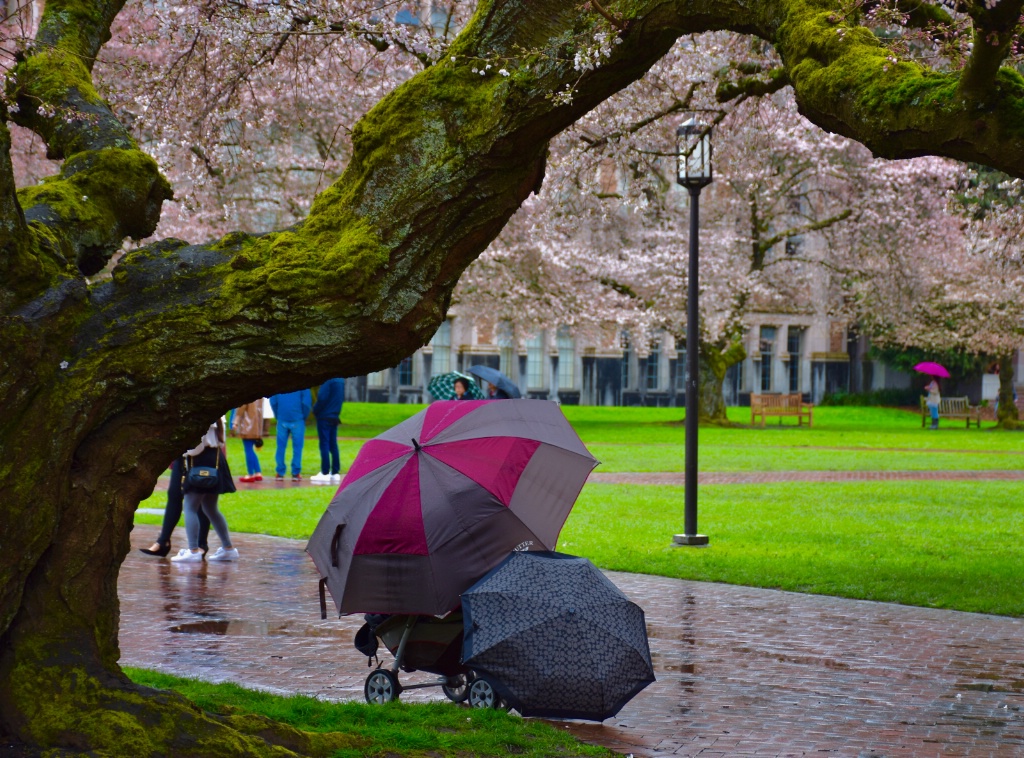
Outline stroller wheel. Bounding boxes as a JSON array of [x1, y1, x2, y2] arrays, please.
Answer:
[[364, 669, 400, 704], [468, 675, 501, 709], [442, 673, 469, 703]]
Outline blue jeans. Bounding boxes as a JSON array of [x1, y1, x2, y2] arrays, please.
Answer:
[[243, 438, 261, 475], [275, 420, 305, 477], [927, 403, 939, 421], [317, 418, 340, 475]]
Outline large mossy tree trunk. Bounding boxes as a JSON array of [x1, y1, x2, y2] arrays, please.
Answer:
[[5, 0, 1024, 753]]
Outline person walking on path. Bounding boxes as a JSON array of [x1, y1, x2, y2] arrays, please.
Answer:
[[139, 456, 211, 557], [453, 377, 471, 400], [270, 389, 311, 481], [925, 379, 941, 430], [232, 399, 265, 482], [171, 420, 239, 563], [311, 378, 345, 485]]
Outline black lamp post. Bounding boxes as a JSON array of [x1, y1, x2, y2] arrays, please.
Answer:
[[673, 118, 712, 547]]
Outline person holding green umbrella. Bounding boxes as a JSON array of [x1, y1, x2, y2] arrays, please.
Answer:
[[427, 371, 484, 401]]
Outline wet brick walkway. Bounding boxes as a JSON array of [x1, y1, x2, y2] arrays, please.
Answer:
[[121, 524, 1024, 757]]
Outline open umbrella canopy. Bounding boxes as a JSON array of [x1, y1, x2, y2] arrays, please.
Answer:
[[467, 365, 521, 398], [461, 551, 655, 721], [427, 371, 485, 400], [306, 400, 598, 616], [913, 362, 951, 378]]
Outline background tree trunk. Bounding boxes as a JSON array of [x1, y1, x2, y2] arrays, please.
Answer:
[[697, 338, 746, 424], [996, 353, 1020, 428]]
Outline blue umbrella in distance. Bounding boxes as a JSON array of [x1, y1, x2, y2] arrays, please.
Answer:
[[467, 365, 521, 398]]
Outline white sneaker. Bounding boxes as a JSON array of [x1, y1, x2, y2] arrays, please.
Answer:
[[310, 472, 332, 484], [207, 547, 239, 562], [330, 473, 342, 484], [171, 548, 203, 563]]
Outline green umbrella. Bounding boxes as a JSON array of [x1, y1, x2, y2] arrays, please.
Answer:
[[427, 372, 485, 401]]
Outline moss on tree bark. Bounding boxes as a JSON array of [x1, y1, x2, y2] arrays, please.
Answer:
[[5, 0, 1024, 753]]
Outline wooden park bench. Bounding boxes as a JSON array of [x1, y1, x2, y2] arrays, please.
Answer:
[[751, 393, 814, 427], [920, 396, 982, 428]]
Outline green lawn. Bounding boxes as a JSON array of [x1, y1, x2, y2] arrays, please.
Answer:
[[141, 403, 1024, 615], [238, 403, 1022, 476], [564, 481, 1024, 616]]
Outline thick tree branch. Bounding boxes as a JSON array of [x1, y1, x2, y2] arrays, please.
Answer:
[[5, 0, 172, 285], [768, 0, 1024, 176], [0, 120, 27, 251], [958, 0, 1024, 96]]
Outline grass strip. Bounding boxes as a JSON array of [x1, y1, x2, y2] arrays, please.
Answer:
[[124, 668, 612, 758]]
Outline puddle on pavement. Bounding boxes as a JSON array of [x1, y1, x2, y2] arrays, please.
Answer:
[[170, 620, 349, 638]]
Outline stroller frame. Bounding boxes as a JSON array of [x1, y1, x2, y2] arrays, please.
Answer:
[[361, 614, 470, 705]]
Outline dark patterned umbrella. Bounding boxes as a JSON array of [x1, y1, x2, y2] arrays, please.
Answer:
[[461, 551, 655, 721], [306, 401, 598, 616], [427, 371, 485, 400]]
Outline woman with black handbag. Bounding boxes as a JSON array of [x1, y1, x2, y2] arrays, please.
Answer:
[[171, 419, 239, 563]]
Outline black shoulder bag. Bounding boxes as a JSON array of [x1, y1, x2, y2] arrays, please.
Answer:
[[185, 446, 221, 491]]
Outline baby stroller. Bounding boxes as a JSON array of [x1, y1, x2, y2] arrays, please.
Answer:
[[355, 612, 470, 704], [354, 612, 509, 709]]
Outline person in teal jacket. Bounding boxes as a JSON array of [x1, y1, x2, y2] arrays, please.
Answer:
[[270, 389, 312, 481]]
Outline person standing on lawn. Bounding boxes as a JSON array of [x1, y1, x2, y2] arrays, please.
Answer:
[[270, 389, 312, 481], [311, 377, 346, 485], [232, 399, 265, 482]]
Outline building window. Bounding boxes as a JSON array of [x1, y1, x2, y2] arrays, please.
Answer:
[[398, 356, 414, 386], [556, 326, 575, 389], [498, 321, 515, 380], [760, 326, 776, 393], [646, 351, 659, 390], [430, 320, 451, 376], [526, 333, 545, 389], [785, 235, 803, 256], [787, 327, 804, 394], [676, 348, 687, 390], [620, 331, 632, 390]]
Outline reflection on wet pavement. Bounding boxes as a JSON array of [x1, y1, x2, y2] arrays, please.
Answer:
[[120, 525, 1024, 757]]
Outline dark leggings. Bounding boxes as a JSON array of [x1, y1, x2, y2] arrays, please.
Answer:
[[156, 458, 210, 549]]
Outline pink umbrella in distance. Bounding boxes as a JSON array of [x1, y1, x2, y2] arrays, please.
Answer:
[[306, 399, 598, 617], [913, 362, 950, 378]]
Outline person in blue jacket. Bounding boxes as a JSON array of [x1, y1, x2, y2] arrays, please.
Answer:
[[270, 389, 312, 481], [311, 377, 346, 485]]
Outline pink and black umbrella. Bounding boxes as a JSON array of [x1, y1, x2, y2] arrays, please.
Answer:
[[913, 361, 951, 378], [306, 400, 598, 616]]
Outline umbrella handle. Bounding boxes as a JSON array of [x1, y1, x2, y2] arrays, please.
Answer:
[[330, 524, 345, 567]]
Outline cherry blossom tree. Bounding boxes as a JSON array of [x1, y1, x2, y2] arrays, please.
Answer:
[[5, 0, 1024, 753], [457, 59, 878, 422], [835, 162, 1024, 426]]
